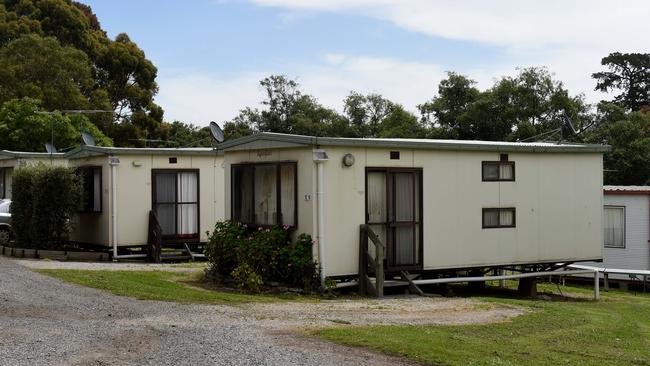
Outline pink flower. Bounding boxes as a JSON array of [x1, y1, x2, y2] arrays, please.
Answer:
[[282, 225, 290, 230]]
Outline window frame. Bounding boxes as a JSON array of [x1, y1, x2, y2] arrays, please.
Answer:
[[482, 207, 517, 229], [231, 161, 298, 229], [77, 166, 102, 213], [603, 205, 626, 249], [481, 161, 516, 182], [151, 169, 201, 242]]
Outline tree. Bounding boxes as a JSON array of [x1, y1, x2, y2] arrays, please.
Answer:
[[227, 75, 354, 137], [343, 92, 394, 137], [223, 120, 254, 140], [419, 68, 589, 141], [593, 52, 650, 111], [585, 104, 650, 185], [0, 34, 97, 111], [377, 106, 426, 138], [0, 0, 163, 146], [418, 72, 481, 139], [0, 98, 111, 151]]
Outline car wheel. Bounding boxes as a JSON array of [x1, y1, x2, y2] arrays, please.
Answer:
[[0, 228, 10, 245]]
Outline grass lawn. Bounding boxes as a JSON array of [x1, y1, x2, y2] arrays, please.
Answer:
[[316, 282, 650, 366], [35, 269, 293, 304]]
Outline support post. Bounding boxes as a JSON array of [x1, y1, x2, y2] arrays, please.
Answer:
[[358, 226, 367, 296], [594, 271, 600, 300], [376, 237, 384, 297], [604, 273, 609, 292], [518, 277, 537, 297], [498, 269, 505, 288]]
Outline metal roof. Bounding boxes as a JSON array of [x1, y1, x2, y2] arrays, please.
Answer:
[[0, 150, 66, 159], [604, 185, 650, 195], [218, 132, 610, 153], [65, 145, 222, 159]]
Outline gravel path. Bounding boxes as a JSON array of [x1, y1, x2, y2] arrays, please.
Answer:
[[0, 257, 415, 366], [1, 257, 524, 365], [14, 259, 205, 272]]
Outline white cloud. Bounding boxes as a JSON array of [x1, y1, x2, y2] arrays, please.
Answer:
[[155, 71, 267, 126], [250, 0, 649, 51], [156, 55, 445, 125], [158, 1, 650, 124], [249, 0, 650, 104]]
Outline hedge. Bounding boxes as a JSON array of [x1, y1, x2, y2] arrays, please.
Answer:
[[10, 164, 82, 249]]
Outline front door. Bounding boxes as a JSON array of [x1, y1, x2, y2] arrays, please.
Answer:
[[366, 168, 422, 272]]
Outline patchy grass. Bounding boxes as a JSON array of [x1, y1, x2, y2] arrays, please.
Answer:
[[316, 283, 650, 366], [168, 261, 209, 269], [35, 269, 294, 304]]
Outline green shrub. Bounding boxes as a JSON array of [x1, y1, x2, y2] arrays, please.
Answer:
[[231, 263, 264, 293], [9, 164, 82, 249], [10, 168, 35, 246], [206, 221, 320, 292]]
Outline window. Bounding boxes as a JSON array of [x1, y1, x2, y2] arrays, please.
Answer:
[[153, 170, 199, 239], [604, 206, 625, 248], [79, 167, 102, 213], [483, 208, 516, 228], [232, 162, 296, 227], [482, 161, 515, 181], [0, 168, 5, 199]]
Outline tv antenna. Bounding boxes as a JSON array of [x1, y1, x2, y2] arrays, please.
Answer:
[[35, 109, 113, 163], [519, 112, 595, 143]]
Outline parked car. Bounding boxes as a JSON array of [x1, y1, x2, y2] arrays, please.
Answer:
[[0, 199, 11, 244]]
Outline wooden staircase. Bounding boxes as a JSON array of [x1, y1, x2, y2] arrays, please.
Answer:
[[358, 225, 425, 297], [147, 210, 205, 263]]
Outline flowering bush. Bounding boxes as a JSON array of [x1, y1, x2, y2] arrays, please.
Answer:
[[205, 221, 320, 292]]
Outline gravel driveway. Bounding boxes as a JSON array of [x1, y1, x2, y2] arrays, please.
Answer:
[[0, 257, 415, 366]]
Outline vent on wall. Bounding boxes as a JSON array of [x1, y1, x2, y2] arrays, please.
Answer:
[[169, 157, 177, 164], [390, 151, 400, 160]]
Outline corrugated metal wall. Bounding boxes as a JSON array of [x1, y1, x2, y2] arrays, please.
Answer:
[[596, 194, 650, 273]]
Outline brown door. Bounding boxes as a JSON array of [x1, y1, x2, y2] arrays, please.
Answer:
[[366, 168, 422, 272]]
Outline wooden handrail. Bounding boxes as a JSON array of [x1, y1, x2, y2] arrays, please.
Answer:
[[359, 224, 385, 297], [147, 210, 162, 263]]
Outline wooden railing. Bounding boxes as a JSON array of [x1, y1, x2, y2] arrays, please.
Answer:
[[147, 210, 162, 263], [359, 224, 385, 297]]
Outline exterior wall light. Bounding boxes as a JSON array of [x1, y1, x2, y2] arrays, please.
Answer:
[[342, 153, 355, 167]]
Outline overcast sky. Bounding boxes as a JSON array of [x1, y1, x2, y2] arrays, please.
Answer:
[[84, 0, 649, 126]]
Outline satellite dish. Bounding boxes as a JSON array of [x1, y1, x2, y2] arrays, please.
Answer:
[[44, 143, 58, 154], [209, 121, 225, 143], [81, 131, 96, 146]]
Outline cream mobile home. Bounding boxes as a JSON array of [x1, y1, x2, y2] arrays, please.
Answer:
[[220, 133, 608, 281], [65, 146, 224, 258], [0, 150, 67, 199]]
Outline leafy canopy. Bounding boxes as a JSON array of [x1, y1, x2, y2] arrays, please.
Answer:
[[593, 52, 650, 111], [0, 0, 163, 146], [0, 97, 111, 151]]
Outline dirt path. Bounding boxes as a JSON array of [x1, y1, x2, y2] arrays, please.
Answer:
[[1, 257, 524, 365]]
